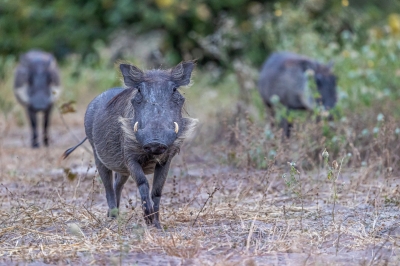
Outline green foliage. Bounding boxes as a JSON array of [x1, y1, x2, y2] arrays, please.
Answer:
[[0, 97, 13, 118], [0, 0, 398, 68], [282, 162, 301, 195]]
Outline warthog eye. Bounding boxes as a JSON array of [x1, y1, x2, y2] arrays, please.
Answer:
[[172, 90, 184, 104], [132, 91, 143, 104], [315, 75, 323, 88]]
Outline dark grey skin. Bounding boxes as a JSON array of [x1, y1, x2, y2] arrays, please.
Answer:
[[63, 61, 198, 228], [258, 51, 337, 137], [14, 50, 61, 148]]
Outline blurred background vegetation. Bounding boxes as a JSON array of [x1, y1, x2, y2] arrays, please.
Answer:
[[1, 0, 400, 172], [0, 0, 399, 67]]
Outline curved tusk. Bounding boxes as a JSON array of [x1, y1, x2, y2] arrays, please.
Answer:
[[174, 122, 179, 134], [133, 122, 138, 132]]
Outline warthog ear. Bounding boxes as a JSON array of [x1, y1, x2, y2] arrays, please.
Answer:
[[171, 61, 195, 86], [120, 64, 144, 89]]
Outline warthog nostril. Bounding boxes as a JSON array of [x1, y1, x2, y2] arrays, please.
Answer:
[[143, 142, 168, 155]]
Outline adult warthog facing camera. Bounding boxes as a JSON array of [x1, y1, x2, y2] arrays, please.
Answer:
[[63, 61, 198, 228], [14, 50, 61, 148], [258, 51, 337, 137]]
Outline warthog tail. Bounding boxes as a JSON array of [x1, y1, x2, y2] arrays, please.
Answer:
[[62, 137, 88, 159]]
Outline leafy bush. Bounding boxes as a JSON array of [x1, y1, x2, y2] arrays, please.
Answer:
[[0, 0, 398, 68]]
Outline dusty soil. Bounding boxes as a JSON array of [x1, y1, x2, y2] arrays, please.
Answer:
[[0, 109, 399, 266]]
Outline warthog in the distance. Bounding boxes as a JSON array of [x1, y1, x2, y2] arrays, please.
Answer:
[[258, 51, 337, 137], [63, 61, 198, 228], [14, 50, 61, 148]]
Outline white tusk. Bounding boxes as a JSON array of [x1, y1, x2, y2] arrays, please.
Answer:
[[133, 122, 138, 132], [174, 122, 179, 134]]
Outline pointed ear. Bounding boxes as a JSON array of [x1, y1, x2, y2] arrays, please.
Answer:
[[171, 61, 195, 86], [119, 64, 144, 88]]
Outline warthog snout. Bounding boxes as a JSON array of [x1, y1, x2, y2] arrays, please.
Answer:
[[134, 121, 180, 154], [136, 125, 177, 152], [143, 142, 168, 155], [133, 122, 179, 155]]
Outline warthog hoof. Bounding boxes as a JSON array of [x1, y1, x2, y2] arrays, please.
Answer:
[[32, 142, 39, 148], [154, 221, 162, 229], [107, 208, 119, 218], [44, 137, 49, 147], [144, 214, 153, 226]]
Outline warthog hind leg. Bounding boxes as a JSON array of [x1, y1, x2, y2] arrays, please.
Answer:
[[114, 172, 129, 211], [95, 156, 117, 217]]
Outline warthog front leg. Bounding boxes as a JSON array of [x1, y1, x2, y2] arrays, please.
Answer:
[[280, 108, 293, 138], [94, 156, 117, 217], [281, 118, 293, 138], [27, 107, 39, 148], [43, 105, 53, 146], [152, 159, 171, 229], [128, 161, 153, 225]]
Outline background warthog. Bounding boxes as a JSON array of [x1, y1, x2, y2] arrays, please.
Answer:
[[63, 61, 198, 228], [14, 50, 61, 147], [258, 51, 337, 137]]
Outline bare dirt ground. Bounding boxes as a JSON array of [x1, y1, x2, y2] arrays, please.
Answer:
[[0, 109, 399, 266]]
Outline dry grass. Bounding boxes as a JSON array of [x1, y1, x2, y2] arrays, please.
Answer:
[[0, 51, 399, 264], [0, 105, 399, 265]]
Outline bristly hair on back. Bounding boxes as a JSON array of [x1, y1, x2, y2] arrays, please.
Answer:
[[106, 88, 136, 109]]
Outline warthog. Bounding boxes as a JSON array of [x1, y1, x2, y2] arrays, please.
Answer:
[[63, 61, 198, 228], [14, 50, 61, 147], [258, 51, 337, 137]]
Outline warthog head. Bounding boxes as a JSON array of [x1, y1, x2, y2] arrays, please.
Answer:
[[314, 62, 337, 111], [119, 61, 195, 155]]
